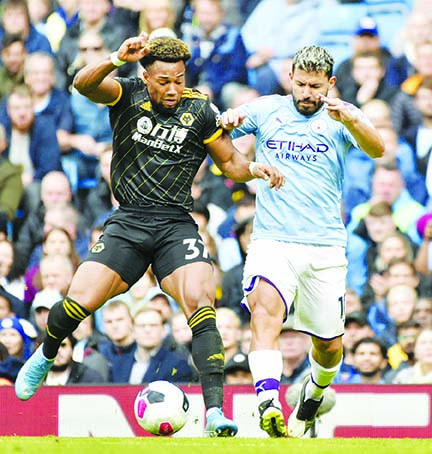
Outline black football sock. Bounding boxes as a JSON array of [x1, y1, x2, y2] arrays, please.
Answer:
[[188, 306, 224, 411], [42, 297, 91, 359]]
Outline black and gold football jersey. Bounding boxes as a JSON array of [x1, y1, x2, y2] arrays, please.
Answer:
[[108, 77, 222, 212]]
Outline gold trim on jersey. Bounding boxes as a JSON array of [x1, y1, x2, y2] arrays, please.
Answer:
[[140, 100, 152, 111], [105, 79, 123, 106], [203, 127, 223, 144], [182, 87, 208, 100]]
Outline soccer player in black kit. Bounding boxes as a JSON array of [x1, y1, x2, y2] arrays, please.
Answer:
[[15, 32, 284, 436]]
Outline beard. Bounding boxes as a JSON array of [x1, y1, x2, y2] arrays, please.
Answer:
[[360, 368, 382, 378], [293, 96, 324, 116]]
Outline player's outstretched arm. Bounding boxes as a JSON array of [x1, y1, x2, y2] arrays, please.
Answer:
[[73, 32, 150, 105], [319, 94, 385, 159], [207, 133, 284, 190]]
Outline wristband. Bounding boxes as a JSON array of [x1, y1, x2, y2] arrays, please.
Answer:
[[110, 52, 126, 67], [249, 161, 257, 177]]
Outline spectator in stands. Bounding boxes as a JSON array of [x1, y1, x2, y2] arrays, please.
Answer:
[[345, 288, 363, 315], [403, 79, 432, 193], [414, 212, 432, 277], [35, 255, 75, 299], [190, 167, 230, 245], [83, 145, 114, 228], [387, 258, 422, 293], [337, 310, 375, 383], [219, 217, 253, 324], [346, 201, 410, 298], [390, 7, 432, 65], [343, 100, 391, 223], [361, 234, 416, 310], [55, 0, 131, 92], [401, 41, 432, 97], [27, 0, 52, 36], [22, 52, 75, 160], [72, 315, 109, 381], [0, 34, 26, 102], [0, 240, 26, 310], [31, 289, 61, 347], [385, 320, 422, 382], [215, 307, 242, 364], [361, 98, 393, 129], [118, 268, 158, 315], [170, 310, 192, 350], [169, 309, 196, 371], [43, 0, 79, 53], [224, 351, 252, 384], [138, 0, 177, 37], [336, 16, 397, 95], [348, 163, 425, 245], [340, 337, 388, 384], [0, 123, 23, 229], [44, 334, 106, 385], [375, 124, 427, 206], [24, 227, 81, 304], [111, 307, 197, 384], [217, 192, 255, 272], [276, 57, 294, 96], [181, 0, 248, 109], [0, 0, 52, 55], [413, 297, 432, 329], [339, 50, 421, 143], [14, 171, 83, 269], [142, 287, 179, 331], [341, 51, 399, 108], [368, 283, 418, 348], [0, 289, 15, 320], [392, 328, 432, 383], [0, 84, 62, 216], [240, 0, 320, 95], [0, 339, 22, 384], [25, 203, 89, 271], [279, 317, 311, 385], [0, 316, 35, 360], [240, 321, 251, 354], [67, 30, 113, 182], [99, 300, 136, 373], [189, 200, 219, 261]]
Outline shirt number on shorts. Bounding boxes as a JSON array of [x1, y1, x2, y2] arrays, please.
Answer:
[[183, 238, 209, 260], [339, 295, 346, 320]]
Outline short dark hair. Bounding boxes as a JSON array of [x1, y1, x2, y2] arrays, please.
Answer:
[[396, 319, 421, 334], [352, 337, 388, 359], [192, 200, 210, 223], [1, 33, 25, 50], [139, 37, 191, 70]]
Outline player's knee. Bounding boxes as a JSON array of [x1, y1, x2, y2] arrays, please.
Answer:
[[313, 336, 343, 356]]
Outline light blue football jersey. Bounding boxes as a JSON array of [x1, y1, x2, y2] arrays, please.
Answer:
[[231, 94, 359, 247]]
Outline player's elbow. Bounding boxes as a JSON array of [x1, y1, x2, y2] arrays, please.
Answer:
[[72, 71, 85, 94], [372, 140, 386, 159]]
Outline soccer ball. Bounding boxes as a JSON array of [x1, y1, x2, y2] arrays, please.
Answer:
[[134, 380, 190, 436]]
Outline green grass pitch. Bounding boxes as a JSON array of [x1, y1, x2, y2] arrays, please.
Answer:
[[1, 437, 431, 454]]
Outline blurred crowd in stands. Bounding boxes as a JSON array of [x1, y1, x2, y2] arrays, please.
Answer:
[[1, 0, 432, 389]]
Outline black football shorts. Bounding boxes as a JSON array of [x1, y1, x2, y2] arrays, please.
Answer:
[[84, 206, 213, 287]]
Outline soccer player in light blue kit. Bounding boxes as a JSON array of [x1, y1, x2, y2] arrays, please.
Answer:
[[220, 45, 385, 438]]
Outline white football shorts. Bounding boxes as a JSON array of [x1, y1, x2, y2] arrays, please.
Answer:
[[242, 239, 347, 339]]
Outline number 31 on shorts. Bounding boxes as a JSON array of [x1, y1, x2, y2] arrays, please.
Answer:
[[183, 238, 209, 260]]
